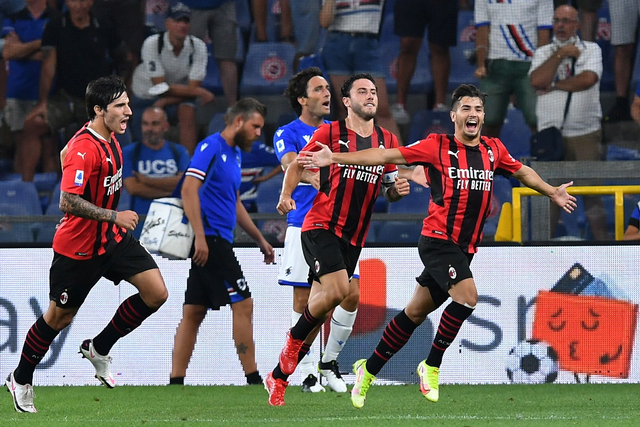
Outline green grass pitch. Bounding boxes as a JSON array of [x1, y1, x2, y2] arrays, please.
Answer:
[[2, 383, 639, 426]]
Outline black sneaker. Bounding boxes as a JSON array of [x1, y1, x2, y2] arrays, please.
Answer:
[[301, 374, 325, 392]]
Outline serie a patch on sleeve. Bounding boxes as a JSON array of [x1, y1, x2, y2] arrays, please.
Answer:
[[74, 170, 84, 186]]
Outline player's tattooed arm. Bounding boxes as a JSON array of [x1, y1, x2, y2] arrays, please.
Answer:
[[60, 191, 117, 223]]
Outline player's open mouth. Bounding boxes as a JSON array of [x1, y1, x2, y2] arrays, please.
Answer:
[[322, 101, 330, 108], [466, 120, 478, 131], [120, 118, 129, 131]]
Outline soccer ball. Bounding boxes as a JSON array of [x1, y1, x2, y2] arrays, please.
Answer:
[[505, 340, 559, 384]]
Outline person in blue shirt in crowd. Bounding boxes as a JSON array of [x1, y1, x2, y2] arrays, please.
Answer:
[[122, 106, 190, 238], [1, 0, 57, 182], [240, 140, 282, 212], [169, 98, 275, 386]]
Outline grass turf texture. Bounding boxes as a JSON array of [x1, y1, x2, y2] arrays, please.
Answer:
[[2, 383, 639, 426]]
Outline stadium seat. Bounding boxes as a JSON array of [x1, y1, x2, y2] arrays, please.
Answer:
[[276, 111, 298, 129], [407, 109, 455, 143], [376, 220, 422, 244], [0, 204, 36, 243], [207, 112, 226, 136], [499, 107, 532, 161], [449, 10, 479, 91], [388, 183, 430, 214], [239, 42, 296, 95], [37, 182, 63, 243], [0, 181, 42, 215], [255, 174, 284, 213], [119, 187, 132, 211], [483, 175, 513, 237], [373, 192, 388, 213], [366, 220, 383, 243]]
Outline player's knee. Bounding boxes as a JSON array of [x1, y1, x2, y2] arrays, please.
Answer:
[[340, 290, 359, 311]]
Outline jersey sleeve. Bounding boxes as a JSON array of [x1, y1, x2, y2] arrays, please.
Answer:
[[186, 137, 218, 181], [188, 37, 208, 82], [537, 0, 554, 29], [494, 138, 523, 175], [60, 138, 100, 195], [629, 202, 640, 228], [274, 125, 299, 161], [397, 134, 437, 165]]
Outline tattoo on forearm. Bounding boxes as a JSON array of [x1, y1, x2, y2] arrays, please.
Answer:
[[60, 192, 115, 223], [236, 342, 248, 355]]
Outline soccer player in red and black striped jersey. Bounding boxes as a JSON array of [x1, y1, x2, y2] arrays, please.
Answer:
[[301, 83, 577, 407], [263, 73, 411, 406], [5, 76, 168, 413]]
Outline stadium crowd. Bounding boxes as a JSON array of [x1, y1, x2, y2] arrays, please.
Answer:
[[1, 0, 639, 243]]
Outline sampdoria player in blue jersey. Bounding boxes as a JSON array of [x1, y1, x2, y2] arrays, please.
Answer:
[[169, 98, 275, 386]]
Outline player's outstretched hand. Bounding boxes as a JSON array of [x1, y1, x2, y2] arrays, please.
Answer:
[[551, 181, 577, 214], [394, 176, 411, 197], [115, 210, 139, 231], [299, 142, 333, 168], [276, 195, 296, 215]]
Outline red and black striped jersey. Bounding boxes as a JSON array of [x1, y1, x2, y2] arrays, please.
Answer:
[[398, 134, 522, 253], [301, 120, 398, 247], [53, 124, 127, 259]]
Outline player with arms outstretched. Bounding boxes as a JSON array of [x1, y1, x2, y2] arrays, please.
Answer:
[[300, 83, 576, 407]]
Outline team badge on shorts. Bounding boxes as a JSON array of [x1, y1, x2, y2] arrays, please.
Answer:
[[448, 266, 457, 280], [315, 260, 320, 273], [60, 291, 69, 305]]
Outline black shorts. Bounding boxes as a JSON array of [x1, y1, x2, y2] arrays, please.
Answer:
[[49, 232, 158, 308], [301, 229, 361, 285], [184, 235, 251, 310], [415, 236, 474, 308], [394, 0, 458, 47]]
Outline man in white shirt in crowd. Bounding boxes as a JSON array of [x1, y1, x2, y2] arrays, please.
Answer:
[[529, 4, 608, 240], [131, 2, 214, 155]]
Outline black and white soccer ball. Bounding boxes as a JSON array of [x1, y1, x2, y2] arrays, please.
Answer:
[[505, 340, 559, 384]]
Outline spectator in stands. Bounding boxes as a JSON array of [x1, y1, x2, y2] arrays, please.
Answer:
[[2, 0, 57, 182], [474, 0, 553, 138], [623, 200, 640, 240], [239, 140, 281, 212], [604, 0, 639, 122], [290, 0, 321, 69], [181, 0, 239, 107], [0, 0, 25, 124], [530, 4, 608, 240], [93, 0, 146, 65], [251, 0, 293, 43], [319, 0, 402, 144], [122, 106, 190, 238], [131, 2, 213, 155], [25, 0, 132, 144], [553, 1, 602, 42], [391, 0, 459, 125]]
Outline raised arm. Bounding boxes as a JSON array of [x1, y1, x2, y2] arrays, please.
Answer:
[[299, 142, 408, 167], [512, 165, 576, 213]]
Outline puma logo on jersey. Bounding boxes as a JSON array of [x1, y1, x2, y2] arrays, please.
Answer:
[[448, 150, 459, 159], [106, 156, 112, 163], [77, 152, 86, 160], [338, 139, 350, 147]]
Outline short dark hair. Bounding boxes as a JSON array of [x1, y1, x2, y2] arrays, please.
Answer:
[[224, 98, 267, 125], [284, 67, 324, 116], [85, 75, 128, 120], [451, 84, 487, 111], [341, 73, 376, 98]]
